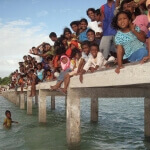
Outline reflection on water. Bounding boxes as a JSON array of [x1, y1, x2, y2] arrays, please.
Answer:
[[0, 96, 150, 150]]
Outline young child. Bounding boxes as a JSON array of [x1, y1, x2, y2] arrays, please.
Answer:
[[59, 49, 82, 94], [50, 55, 72, 91], [45, 69, 53, 82], [3, 110, 18, 128], [111, 11, 148, 74], [79, 43, 107, 83], [79, 18, 89, 42]]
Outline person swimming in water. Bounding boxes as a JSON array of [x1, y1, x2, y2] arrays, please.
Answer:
[[3, 110, 18, 128]]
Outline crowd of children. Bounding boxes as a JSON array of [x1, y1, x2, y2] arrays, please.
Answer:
[[9, 0, 150, 96]]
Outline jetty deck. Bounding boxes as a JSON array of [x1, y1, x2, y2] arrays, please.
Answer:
[[2, 61, 150, 145]]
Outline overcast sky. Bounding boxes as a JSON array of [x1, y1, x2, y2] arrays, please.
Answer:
[[0, 0, 105, 77]]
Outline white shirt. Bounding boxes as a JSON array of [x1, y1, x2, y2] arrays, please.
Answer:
[[83, 52, 107, 72]]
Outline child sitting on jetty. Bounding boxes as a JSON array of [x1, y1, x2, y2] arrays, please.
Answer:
[[111, 11, 148, 74], [3, 110, 18, 128], [79, 43, 107, 83], [50, 55, 72, 91]]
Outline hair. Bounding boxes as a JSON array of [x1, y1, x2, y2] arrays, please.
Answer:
[[30, 69, 34, 73], [95, 9, 101, 16], [49, 32, 57, 38], [86, 8, 96, 16], [120, 0, 141, 16], [90, 43, 99, 50], [81, 40, 90, 47], [46, 69, 51, 73], [5, 110, 11, 115], [80, 18, 88, 25], [63, 27, 72, 35], [55, 46, 66, 55], [111, 11, 132, 30], [86, 29, 95, 35], [70, 48, 81, 59], [70, 21, 79, 27]]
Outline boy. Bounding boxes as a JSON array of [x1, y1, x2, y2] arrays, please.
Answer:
[[70, 21, 80, 38], [3, 110, 18, 128], [79, 43, 107, 83]]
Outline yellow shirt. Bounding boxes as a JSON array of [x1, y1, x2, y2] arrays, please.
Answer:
[[3, 118, 12, 127]]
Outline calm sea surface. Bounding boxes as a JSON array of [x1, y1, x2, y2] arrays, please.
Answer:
[[0, 96, 150, 150]]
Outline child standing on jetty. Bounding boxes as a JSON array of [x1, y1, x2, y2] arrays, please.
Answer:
[[3, 110, 18, 128], [111, 11, 148, 74]]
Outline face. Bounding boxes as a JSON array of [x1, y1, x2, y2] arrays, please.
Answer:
[[71, 24, 78, 33], [45, 45, 51, 51], [90, 46, 98, 58], [50, 36, 57, 42], [87, 31, 95, 42], [75, 53, 81, 60], [88, 10, 95, 21], [37, 64, 42, 70], [80, 21, 87, 31], [117, 13, 130, 29], [123, 3, 134, 13], [95, 14, 101, 22], [70, 44, 76, 49], [61, 57, 68, 64], [6, 112, 11, 118], [62, 39, 67, 45], [82, 45, 90, 55], [23, 56, 27, 61], [47, 71, 51, 76], [65, 32, 71, 40]]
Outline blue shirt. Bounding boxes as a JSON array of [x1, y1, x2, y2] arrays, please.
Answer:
[[103, 2, 116, 36], [79, 28, 89, 42], [37, 69, 44, 81], [115, 27, 145, 59]]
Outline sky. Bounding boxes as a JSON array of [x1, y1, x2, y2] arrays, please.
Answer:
[[0, 0, 106, 77]]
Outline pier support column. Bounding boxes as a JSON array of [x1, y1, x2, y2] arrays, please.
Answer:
[[39, 90, 46, 123], [91, 97, 98, 122], [35, 94, 38, 105], [67, 89, 80, 145], [27, 91, 32, 115], [20, 93, 25, 109], [16, 93, 20, 106], [144, 98, 150, 137], [51, 96, 55, 110]]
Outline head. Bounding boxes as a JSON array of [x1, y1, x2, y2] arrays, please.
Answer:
[[120, 0, 141, 16], [60, 35, 68, 46], [37, 63, 42, 70], [86, 29, 95, 42], [86, 8, 96, 21], [90, 43, 99, 58], [63, 28, 72, 40], [111, 11, 132, 30], [60, 56, 68, 64], [49, 32, 57, 42], [70, 21, 79, 33], [32, 47, 38, 54], [27, 55, 32, 61], [81, 41, 90, 55], [95, 9, 101, 22], [23, 55, 27, 61], [46, 69, 51, 76], [70, 40, 79, 50], [5, 110, 11, 119], [43, 43, 51, 51], [71, 48, 81, 59], [80, 18, 88, 31]]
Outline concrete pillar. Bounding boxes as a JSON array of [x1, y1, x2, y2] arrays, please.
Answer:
[[65, 96, 67, 107], [27, 91, 32, 115], [16, 93, 20, 106], [67, 89, 80, 145], [144, 98, 150, 137], [20, 93, 25, 109], [39, 90, 46, 123], [51, 96, 55, 110], [35, 94, 38, 105], [91, 97, 98, 122]]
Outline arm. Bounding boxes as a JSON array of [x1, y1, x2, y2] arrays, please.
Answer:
[[130, 23, 146, 43], [115, 45, 124, 74], [77, 58, 85, 74]]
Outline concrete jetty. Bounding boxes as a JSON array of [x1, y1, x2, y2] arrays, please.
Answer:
[[2, 61, 150, 145]]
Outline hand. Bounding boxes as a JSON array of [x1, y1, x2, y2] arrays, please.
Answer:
[[90, 67, 95, 73], [115, 66, 124, 74], [140, 56, 150, 64], [129, 22, 135, 32], [127, 1, 139, 8], [79, 74, 83, 83]]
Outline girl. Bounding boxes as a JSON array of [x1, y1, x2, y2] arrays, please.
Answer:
[[36, 63, 44, 82], [60, 49, 82, 94], [111, 11, 148, 73], [50, 55, 72, 91], [45, 70, 53, 82]]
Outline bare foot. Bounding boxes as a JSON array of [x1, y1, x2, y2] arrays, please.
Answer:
[[58, 88, 67, 95]]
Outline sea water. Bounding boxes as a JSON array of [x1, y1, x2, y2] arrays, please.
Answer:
[[0, 96, 150, 150]]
